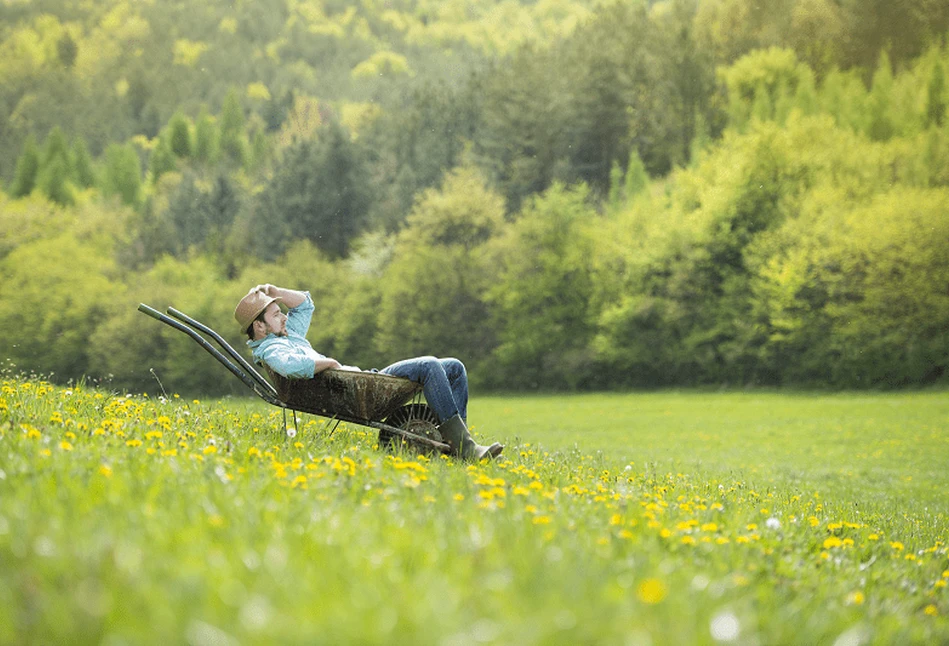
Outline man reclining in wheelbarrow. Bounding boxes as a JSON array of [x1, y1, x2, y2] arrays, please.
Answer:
[[235, 284, 503, 461]]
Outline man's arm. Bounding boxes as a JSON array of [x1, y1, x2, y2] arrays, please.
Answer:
[[254, 284, 307, 309]]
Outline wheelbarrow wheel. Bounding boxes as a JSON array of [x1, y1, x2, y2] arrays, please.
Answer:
[[380, 403, 442, 454]]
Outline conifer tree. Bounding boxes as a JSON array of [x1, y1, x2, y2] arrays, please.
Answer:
[[168, 112, 193, 158], [10, 135, 40, 198], [219, 89, 247, 167], [102, 143, 142, 207], [36, 127, 74, 205], [71, 137, 96, 189], [926, 59, 946, 128], [194, 107, 218, 165]]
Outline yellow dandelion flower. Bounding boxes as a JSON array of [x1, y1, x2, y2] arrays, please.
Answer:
[[890, 541, 904, 551], [934, 580, 947, 589], [868, 534, 880, 541], [59, 440, 73, 451], [823, 537, 843, 549], [454, 494, 465, 501], [942, 570, 949, 578], [924, 605, 938, 617], [203, 445, 217, 455], [701, 522, 718, 532], [808, 516, 820, 527], [533, 515, 552, 525], [746, 523, 758, 531], [636, 578, 667, 604], [126, 439, 142, 448], [681, 536, 696, 546], [99, 465, 113, 478], [659, 528, 672, 539], [846, 591, 865, 606], [144, 430, 162, 440]]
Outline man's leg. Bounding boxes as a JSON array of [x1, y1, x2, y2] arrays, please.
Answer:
[[380, 356, 465, 423]]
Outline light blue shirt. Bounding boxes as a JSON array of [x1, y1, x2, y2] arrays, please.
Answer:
[[247, 293, 324, 379]]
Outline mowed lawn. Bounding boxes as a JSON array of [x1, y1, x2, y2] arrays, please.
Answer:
[[2, 379, 948, 645]]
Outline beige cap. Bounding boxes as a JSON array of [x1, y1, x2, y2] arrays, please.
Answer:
[[234, 289, 282, 332]]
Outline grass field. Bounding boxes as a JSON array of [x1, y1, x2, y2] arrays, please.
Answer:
[[1, 377, 947, 645]]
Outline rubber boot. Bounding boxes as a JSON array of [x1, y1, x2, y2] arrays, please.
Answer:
[[438, 414, 503, 461]]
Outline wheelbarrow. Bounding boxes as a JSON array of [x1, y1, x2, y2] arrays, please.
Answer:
[[137, 304, 450, 454]]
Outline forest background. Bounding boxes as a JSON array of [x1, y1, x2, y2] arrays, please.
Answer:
[[1, 0, 948, 396]]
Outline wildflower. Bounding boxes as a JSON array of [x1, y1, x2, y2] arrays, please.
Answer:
[[203, 445, 217, 455], [453, 494, 465, 502], [700, 522, 718, 532], [846, 591, 865, 606], [126, 439, 142, 448], [924, 605, 938, 617], [59, 441, 73, 451], [532, 516, 552, 525], [636, 578, 667, 604], [823, 537, 843, 549], [99, 465, 113, 478], [890, 541, 904, 551]]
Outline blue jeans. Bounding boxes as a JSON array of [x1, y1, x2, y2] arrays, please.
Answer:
[[380, 356, 468, 423]]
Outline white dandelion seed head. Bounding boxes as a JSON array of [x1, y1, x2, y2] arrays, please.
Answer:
[[710, 611, 740, 642]]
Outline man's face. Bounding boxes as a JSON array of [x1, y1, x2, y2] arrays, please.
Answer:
[[256, 302, 288, 338]]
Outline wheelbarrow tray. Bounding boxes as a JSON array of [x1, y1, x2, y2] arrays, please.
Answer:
[[267, 368, 422, 424]]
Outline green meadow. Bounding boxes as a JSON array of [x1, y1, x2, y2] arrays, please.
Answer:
[[1, 378, 947, 645]]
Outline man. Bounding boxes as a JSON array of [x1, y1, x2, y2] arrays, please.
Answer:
[[235, 284, 503, 461]]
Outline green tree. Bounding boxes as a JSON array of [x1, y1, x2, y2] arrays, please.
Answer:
[[167, 112, 193, 158], [0, 234, 121, 379], [374, 166, 505, 367], [219, 89, 248, 167], [35, 127, 74, 205], [101, 143, 142, 207], [148, 136, 176, 184], [867, 51, 895, 141], [71, 137, 96, 189], [926, 59, 946, 128], [251, 118, 371, 259], [485, 182, 598, 389], [10, 135, 40, 198], [193, 107, 218, 165]]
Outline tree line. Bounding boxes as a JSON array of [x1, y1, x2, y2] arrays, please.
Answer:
[[1, 0, 948, 394]]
